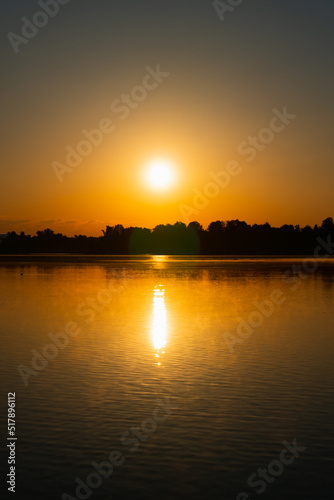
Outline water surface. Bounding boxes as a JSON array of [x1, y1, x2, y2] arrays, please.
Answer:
[[1, 257, 333, 499]]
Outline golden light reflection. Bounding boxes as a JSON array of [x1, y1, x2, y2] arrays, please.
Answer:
[[152, 284, 168, 365], [151, 255, 168, 270]]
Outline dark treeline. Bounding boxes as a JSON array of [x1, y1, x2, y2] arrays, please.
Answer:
[[1, 218, 333, 255]]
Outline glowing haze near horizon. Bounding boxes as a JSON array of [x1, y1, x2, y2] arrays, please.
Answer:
[[1, 0, 334, 237]]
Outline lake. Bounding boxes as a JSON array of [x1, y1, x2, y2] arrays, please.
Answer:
[[1, 256, 333, 500]]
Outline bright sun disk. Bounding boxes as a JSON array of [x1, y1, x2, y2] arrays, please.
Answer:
[[145, 159, 175, 190]]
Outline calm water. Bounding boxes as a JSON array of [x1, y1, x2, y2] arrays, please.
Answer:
[[1, 257, 334, 500]]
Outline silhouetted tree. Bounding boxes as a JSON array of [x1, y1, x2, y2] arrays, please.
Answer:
[[1, 217, 333, 256]]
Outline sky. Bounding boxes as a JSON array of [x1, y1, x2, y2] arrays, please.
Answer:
[[1, 0, 334, 236]]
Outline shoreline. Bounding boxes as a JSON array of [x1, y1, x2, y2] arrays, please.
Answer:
[[1, 254, 334, 264]]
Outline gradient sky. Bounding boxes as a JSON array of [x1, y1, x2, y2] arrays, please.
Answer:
[[1, 0, 334, 236]]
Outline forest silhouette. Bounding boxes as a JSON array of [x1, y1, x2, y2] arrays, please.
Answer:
[[1, 217, 333, 255]]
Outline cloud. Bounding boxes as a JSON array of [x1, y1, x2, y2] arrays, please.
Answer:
[[38, 219, 66, 224], [0, 218, 30, 224], [77, 219, 107, 226]]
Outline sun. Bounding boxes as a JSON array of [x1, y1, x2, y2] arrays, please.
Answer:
[[145, 159, 175, 191]]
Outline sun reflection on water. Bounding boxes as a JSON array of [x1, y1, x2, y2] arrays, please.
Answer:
[[152, 284, 167, 365]]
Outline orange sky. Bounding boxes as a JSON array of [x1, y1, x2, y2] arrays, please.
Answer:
[[1, 1, 334, 236]]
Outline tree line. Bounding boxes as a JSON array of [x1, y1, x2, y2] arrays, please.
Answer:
[[1, 217, 333, 255]]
